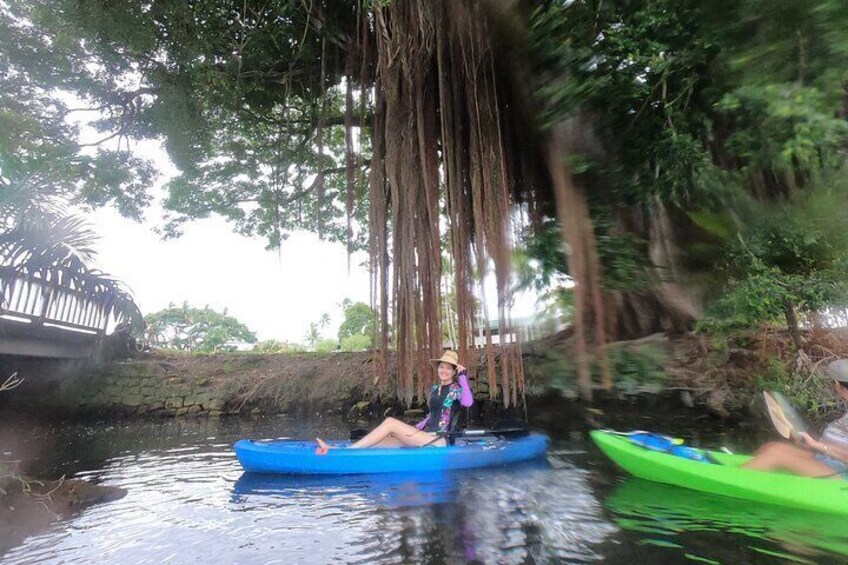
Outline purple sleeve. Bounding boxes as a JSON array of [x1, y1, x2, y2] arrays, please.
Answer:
[[416, 415, 429, 430], [458, 371, 473, 407]]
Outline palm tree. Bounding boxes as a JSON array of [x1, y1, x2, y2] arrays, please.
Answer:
[[0, 153, 142, 329]]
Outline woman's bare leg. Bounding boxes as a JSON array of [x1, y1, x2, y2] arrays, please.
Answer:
[[368, 436, 404, 447], [741, 441, 837, 476], [350, 417, 443, 448]]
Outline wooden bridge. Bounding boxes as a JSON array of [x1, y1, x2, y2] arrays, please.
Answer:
[[0, 268, 119, 358]]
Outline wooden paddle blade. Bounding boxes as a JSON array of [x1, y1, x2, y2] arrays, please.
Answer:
[[771, 391, 810, 436], [763, 391, 794, 440]]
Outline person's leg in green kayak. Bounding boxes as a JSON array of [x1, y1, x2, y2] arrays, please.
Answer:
[[741, 441, 838, 477]]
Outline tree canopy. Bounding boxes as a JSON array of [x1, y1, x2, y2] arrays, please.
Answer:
[[144, 303, 257, 352], [523, 0, 848, 342], [337, 299, 373, 339], [4, 0, 848, 401]]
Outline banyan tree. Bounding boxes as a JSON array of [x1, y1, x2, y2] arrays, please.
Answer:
[[5, 0, 846, 403], [338, 1, 613, 404], [2, 0, 610, 404]]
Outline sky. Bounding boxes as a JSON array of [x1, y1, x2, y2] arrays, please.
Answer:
[[89, 205, 372, 345]]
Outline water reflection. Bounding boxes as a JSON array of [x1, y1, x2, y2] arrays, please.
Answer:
[[233, 469, 466, 508], [605, 478, 848, 564], [20, 412, 845, 563], [231, 458, 616, 564], [3, 417, 618, 564]]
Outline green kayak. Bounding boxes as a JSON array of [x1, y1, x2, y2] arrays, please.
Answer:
[[591, 430, 848, 515]]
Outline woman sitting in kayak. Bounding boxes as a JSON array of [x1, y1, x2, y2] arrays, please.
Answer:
[[742, 359, 848, 478], [315, 350, 473, 453]]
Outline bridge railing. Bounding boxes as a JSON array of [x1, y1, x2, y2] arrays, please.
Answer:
[[0, 270, 114, 334]]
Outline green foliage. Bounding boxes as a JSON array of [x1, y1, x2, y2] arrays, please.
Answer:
[[335, 299, 374, 351], [0, 1, 155, 220], [513, 214, 647, 324], [758, 358, 843, 421], [512, 220, 574, 325], [337, 300, 374, 340], [607, 344, 668, 394], [716, 84, 848, 180], [144, 302, 257, 352], [513, 219, 568, 292], [252, 340, 304, 354], [526, 0, 848, 334], [303, 311, 334, 352], [5, 0, 848, 342], [705, 179, 848, 331], [529, 0, 729, 207], [340, 333, 371, 352], [593, 214, 652, 292], [315, 338, 339, 353], [0, 0, 367, 251], [537, 342, 667, 396]]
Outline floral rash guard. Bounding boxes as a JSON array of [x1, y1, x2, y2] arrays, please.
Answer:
[[416, 370, 473, 433]]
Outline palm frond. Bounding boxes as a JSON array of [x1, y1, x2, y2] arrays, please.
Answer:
[[0, 214, 99, 272], [1, 143, 142, 332]]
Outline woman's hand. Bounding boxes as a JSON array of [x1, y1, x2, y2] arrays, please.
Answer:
[[799, 432, 827, 453], [456, 364, 466, 374]]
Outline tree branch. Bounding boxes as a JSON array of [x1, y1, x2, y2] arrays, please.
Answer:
[[77, 130, 123, 147]]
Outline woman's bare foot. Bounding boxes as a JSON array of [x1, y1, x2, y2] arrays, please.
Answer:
[[315, 438, 330, 455]]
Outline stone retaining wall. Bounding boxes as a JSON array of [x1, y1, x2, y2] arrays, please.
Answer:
[[77, 361, 229, 418], [1, 343, 713, 421], [2, 352, 394, 419]]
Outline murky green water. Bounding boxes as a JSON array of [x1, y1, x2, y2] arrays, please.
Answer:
[[2, 413, 848, 564]]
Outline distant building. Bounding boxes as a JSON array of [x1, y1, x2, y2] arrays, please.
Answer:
[[444, 315, 559, 349]]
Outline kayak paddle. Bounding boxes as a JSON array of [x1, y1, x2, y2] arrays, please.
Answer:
[[442, 427, 530, 439], [763, 390, 809, 440]]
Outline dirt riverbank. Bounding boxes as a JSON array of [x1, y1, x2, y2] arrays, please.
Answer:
[[0, 472, 126, 555]]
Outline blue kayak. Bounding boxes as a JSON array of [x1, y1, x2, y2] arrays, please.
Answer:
[[234, 433, 549, 475]]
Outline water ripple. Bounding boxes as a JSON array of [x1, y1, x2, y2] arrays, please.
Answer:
[[7, 417, 848, 564]]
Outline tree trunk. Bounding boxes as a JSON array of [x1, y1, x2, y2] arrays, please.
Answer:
[[600, 197, 700, 341], [784, 300, 803, 350]]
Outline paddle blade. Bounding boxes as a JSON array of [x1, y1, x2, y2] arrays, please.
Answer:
[[763, 391, 794, 439], [771, 391, 809, 436]]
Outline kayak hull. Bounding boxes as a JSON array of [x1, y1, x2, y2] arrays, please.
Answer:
[[591, 430, 848, 515], [235, 433, 549, 475]]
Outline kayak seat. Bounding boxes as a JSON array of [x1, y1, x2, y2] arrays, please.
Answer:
[[446, 406, 467, 446], [349, 428, 369, 441]]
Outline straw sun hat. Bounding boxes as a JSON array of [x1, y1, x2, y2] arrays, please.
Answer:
[[430, 350, 459, 369]]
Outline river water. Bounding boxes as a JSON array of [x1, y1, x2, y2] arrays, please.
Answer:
[[3, 414, 848, 564]]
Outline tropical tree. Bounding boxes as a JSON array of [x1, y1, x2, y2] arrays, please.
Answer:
[[0, 0, 535, 404], [337, 299, 375, 351], [5, 0, 848, 401], [337, 299, 373, 340], [518, 0, 848, 361], [703, 183, 848, 346], [144, 303, 257, 352]]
